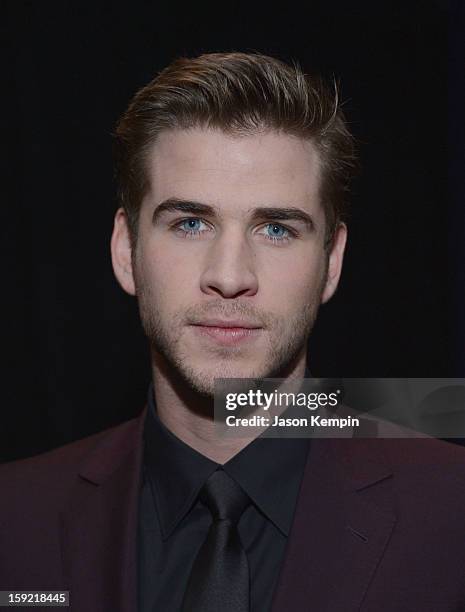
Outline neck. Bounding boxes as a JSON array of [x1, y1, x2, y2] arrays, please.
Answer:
[[151, 353, 308, 464]]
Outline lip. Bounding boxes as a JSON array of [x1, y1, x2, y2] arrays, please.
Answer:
[[192, 318, 262, 329], [190, 320, 263, 346]]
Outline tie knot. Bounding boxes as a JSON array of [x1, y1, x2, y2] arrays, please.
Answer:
[[200, 470, 250, 524]]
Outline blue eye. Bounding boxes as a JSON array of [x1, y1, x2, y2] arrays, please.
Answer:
[[264, 223, 290, 241], [175, 217, 210, 237], [181, 218, 202, 232], [266, 224, 286, 237]]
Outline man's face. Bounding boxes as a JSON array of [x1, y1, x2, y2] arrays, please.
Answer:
[[112, 127, 346, 395]]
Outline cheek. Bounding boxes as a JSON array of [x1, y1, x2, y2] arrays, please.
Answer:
[[259, 251, 326, 308], [137, 242, 199, 308]]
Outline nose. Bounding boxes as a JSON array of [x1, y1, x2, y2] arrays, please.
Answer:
[[199, 228, 259, 299]]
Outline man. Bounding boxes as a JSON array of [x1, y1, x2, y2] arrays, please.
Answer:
[[1, 52, 465, 612]]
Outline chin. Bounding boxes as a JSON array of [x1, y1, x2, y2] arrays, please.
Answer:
[[180, 359, 275, 396]]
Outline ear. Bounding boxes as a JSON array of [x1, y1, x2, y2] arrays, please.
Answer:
[[321, 222, 347, 304], [110, 208, 136, 296]]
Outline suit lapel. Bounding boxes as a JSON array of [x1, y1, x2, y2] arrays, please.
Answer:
[[271, 437, 396, 612], [60, 410, 146, 612]]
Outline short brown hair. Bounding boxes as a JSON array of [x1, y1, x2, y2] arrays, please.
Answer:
[[113, 52, 358, 247]]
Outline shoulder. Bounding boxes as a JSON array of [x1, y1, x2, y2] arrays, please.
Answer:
[[0, 413, 144, 509], [378, 436, 465, 481], [344, 434, 465, 473], [382, 438, 465, 510], [337, 436, 465, 510], [332, 433, 465, 497]]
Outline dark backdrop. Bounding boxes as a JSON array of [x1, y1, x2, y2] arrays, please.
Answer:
[[2, 1, 463, 462]]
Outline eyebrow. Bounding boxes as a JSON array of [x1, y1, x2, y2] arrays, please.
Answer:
[[151, 197, 316, 231]]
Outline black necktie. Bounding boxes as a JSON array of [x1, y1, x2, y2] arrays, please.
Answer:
[[181, 469, 251, 612]]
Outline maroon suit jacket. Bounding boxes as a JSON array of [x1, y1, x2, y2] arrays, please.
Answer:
[[1, 407, 465, 611]]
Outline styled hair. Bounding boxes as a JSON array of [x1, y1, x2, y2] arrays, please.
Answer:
[[113, 52, 358, 248]]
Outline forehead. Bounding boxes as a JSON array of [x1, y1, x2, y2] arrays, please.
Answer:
[[144, 127, 322, 214]]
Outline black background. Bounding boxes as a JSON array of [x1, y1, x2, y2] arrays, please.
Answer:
[[2, 1, 464, 462]]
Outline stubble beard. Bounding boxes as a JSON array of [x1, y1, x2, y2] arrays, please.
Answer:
[[134, 277, 326, 399]]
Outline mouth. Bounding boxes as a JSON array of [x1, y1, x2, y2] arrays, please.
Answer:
[[189, 319, 263, 346]]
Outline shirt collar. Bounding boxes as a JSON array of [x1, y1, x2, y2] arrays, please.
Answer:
[[223, 429, 309, 536], [143, 373, 311, 539]]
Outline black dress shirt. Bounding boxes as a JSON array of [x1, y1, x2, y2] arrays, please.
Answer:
[[138, 384, 310, 612]]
